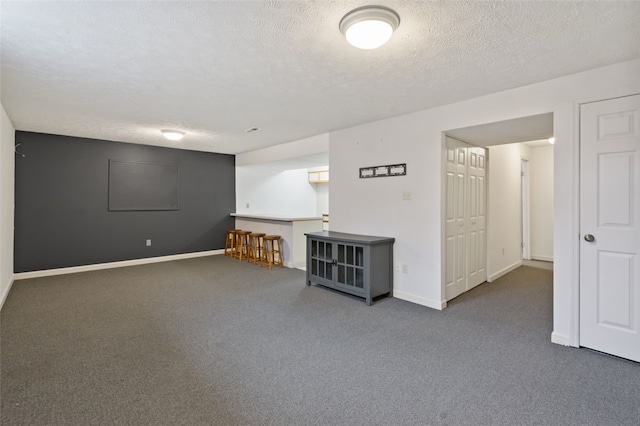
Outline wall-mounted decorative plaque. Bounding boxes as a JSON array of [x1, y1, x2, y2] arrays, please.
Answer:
[[359, 163, 406, 179]]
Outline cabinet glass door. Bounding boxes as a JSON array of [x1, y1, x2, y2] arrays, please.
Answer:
[[310, 239, 333, 281], [336, 243, 364, 289]]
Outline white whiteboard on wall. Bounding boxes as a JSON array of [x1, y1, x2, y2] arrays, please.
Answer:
[[108, 160, 180, 211]]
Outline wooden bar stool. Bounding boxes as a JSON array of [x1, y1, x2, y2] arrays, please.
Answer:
[[235, 231, 251, 261], [262, 235, 283, 269], [224, 229, 241, 257], [231, 229, 244, 258], [247, 233, 265, 264]]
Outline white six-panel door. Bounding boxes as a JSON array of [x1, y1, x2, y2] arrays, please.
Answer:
[[580, 94, 640, 362], [445, 139, 468, 300], [445, 137, 487, 301], [467, 146, 487, 290]]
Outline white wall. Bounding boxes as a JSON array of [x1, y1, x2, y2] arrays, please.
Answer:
[[314, 182, 329, 216], [236, 167, 319, 217], [331, 124, 435, 306], [329, 58, 640, 346], [0, 101, 16, 309], [486, 143, 530, 281], [530, 145, 554, 261]]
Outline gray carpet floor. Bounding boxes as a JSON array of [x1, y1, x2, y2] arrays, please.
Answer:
[[1, 256, 638, 425]]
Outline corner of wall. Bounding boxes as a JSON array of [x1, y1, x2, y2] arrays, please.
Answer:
[[393, 290, 446, 310], [551, 331, 574, 347], [487, 259, 522, 282], [0, 276, 15, 312], [0, 101, 16, 309]]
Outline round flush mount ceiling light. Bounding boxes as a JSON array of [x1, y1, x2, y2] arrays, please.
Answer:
[[161, 130, 185, 141], [339, 5, 400, 50]]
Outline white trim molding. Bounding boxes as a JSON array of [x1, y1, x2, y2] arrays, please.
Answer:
[[394, 290, 447, 310], [14, 250, 224, 280], [531, 255, 554, 262], [1, 276, 15, 311], [487, 260, 522, 282], [551, 331, 572, 346]]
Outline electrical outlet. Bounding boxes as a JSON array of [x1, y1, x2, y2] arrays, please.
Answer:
[[246, 203, 250, 208], [501, 248, 505, 255], [402, 191, 412, 201], [402, 264, 409, 273], [395, 262, 401, 272], [146, 239, 151, 247]]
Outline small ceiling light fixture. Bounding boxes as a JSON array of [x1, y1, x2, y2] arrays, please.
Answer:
[[161, 130, 185, 141], [548, 137, 555, 144], [339, 5, 400, 50]]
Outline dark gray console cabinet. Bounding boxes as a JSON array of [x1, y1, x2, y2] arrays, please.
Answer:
[[305, 231, 395, 305]]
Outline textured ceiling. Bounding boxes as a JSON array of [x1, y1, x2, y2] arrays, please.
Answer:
[[1, 1, 639, 155]]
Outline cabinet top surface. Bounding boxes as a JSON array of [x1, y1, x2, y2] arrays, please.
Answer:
[[231, 213, 322, 222], [305, 231, 395, 244]]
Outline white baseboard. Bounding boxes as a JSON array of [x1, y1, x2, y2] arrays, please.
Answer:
[[393, 290, 446, 310], [14, 250, 224, 280], [531, 255, 554, 262], [0, 276, 15, 311], [551, 331, 573, 347], [487, 260, 523, 282]]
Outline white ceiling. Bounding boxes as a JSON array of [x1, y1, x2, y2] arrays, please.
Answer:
[[1, 1, 639, 155]]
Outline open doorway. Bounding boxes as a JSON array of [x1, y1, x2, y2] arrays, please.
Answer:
[[521, 139, 555, 267], [443, 113, 554, 302], [235, 152, 329, 220]]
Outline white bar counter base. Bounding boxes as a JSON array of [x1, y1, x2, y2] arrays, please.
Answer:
[[231, 213, 323, 269]]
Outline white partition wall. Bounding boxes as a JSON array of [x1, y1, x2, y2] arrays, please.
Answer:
[[0, 102, 15, 309], [486, 143, 531, 281], [530, 145, 554, 261], [329, 59, 640, 347]]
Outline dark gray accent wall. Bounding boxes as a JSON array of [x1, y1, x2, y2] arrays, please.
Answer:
[[14, 132, 235, 273]]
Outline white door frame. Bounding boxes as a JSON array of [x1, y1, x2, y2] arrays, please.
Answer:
[[578, 94, 640, 361], [437, 87, 638, 344], [557, 88, 640, 348], [521, 160, 531, 260]]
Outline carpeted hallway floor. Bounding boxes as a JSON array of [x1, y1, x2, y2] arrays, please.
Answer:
[[1, 256, 638, 425]]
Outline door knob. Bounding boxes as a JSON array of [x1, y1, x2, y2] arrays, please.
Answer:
[[584, 234, 595, 243]]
